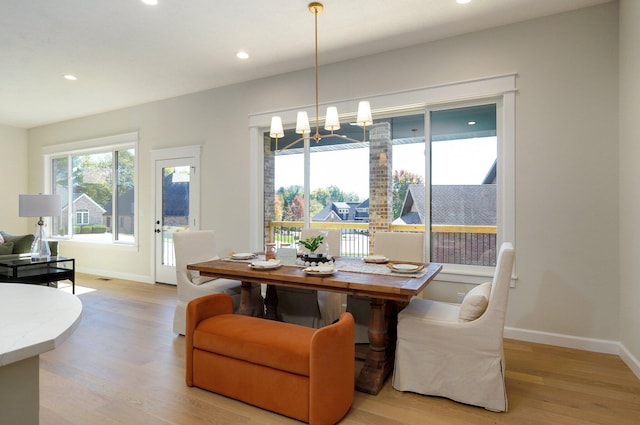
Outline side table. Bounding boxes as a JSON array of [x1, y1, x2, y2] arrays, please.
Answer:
[[0, 256, 75, 294]]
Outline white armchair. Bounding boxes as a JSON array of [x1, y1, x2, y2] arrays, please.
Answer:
[[347, 231, 424, 343], [172, 230, 262, 335], [275, 228, 345, 328], [392, 242, 515, 412]]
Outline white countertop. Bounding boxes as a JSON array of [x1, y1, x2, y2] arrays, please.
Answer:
[[0, 283, 82, 366]]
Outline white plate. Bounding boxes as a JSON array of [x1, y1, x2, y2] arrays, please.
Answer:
[[250, 260, 281, 269], [389, 263, 421, 273], [303, 266, 336, 276], [231, 252, 256, 260], [364, 255, 388, 263]]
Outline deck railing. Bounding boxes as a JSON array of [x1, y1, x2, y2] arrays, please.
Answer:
[[268, 221, 497, 266]]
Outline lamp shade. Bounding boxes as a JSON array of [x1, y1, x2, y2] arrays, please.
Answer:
[[269, 116, 284, 138], [295, 111, 311, 135], [356, 101, 373, 126], [324, 106, 340, 131], [19, 194, 61, 217]]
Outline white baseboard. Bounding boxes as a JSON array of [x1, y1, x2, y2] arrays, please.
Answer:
[[620, 343, 640, 380], [505, 326, 640, 380], [75, 266, 154, 284]]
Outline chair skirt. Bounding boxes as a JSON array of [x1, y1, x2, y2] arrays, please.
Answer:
[[392, 298, 508, 412]]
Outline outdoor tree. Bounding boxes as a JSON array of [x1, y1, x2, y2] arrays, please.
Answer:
[[274, 194, 284, 221], [116, 149, 135, 195], [277, 185, 303, 218], [288, 195, 305, 221], [276, 184, 365, 221], [393, 170, 424, 220], [72, 153, 113, 206]]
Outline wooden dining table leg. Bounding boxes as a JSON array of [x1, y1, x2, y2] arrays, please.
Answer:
[[264, 284, 282, 321], [239, 281, 255, 316], [355, 297, 396, 395]]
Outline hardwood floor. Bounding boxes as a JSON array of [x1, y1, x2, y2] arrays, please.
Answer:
[[39, 275, 640, 425]]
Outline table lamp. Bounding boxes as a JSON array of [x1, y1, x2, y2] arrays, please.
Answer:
[[18, 194, 62, 261]]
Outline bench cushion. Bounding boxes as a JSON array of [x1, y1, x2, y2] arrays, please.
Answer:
[[193, 314, 316, 376]]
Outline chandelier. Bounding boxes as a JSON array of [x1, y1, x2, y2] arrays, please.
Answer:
[[269, 2, 372, 152]]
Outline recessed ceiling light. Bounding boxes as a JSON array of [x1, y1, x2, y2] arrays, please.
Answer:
[[64, 74, 78, 81], [236, 51, 249, 60], [141, 0, 158, 5], [457, 0, 472, 4], [468, 121, 476, 125]]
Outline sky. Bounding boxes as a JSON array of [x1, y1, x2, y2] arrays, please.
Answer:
[[275, 138, 496, 200]]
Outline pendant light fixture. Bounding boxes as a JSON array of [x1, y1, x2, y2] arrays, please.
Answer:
[[269, 2, 372, 152]]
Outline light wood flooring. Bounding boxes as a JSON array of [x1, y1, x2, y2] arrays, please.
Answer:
[[39, 274, 640, 425]]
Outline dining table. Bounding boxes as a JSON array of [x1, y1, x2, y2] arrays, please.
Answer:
[[187, 256, 443, 395]]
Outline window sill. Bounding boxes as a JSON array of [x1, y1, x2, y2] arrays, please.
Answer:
[[51, 237, 137, 251], [434, 264, 516, 287]]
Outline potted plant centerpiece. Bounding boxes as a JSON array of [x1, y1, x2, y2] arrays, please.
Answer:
[[298, 234, 331, 264]]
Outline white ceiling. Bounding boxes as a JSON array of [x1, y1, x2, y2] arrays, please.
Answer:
[[1, 0, 611, 129]]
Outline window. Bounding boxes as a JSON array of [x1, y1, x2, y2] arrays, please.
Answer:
[[76, 209, 89, 225], [46, 133, 137, 244], [273, 141, 369, 223], [393, 105, 497, 266], [251, 74, 515, 283]]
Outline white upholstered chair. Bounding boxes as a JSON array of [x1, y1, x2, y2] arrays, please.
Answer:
[[392, 242, 515, 412], [275, 228, 345, 328], [347, 231, 424, 343], [172, 230, 263, 335]]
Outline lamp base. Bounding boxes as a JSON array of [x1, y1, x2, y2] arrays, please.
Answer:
[[30, 224, 51, 262]]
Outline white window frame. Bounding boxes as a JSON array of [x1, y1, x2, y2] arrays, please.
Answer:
[[43, 132, 139, 247], [76, 209, 89, 225], [249, 74, 516, 284], [424, 98, 507, 283]]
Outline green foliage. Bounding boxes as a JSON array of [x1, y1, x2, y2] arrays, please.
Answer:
[[277, 185, 304, 221], [298, 235, 324, 253], [55, 148, 135, 210], [276, 172, 420, 222], [116, 149, 135, 195], [75, 183, 112, 207], [91, 224, 107, 234], [276, 184, 365, 221], [80, 225, 93, 234], [309, 199, 324, 218]]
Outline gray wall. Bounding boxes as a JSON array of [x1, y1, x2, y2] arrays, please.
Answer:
[[619, 0, 640, 373], [0, 124, 29, 233], [21, 2, 640, 372]]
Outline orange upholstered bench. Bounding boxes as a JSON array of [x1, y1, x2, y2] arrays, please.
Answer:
[[185, 293, 355, 425]]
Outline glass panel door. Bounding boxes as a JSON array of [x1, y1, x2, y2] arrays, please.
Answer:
[[154, 158, 198, 284]]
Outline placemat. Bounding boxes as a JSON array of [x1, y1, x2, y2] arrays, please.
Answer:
[[334, 260, 428, 278]]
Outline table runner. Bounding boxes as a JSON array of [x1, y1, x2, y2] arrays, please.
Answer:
[[222, 255, 428, 277]]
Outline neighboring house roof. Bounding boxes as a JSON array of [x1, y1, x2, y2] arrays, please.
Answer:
[[483, 160, 497, 184], [398, 184, 426, 224], [394, 183, 496, 226], [333, 202, 351, 210], [356, 199, 369, 208], [162, 172, 189, 216], [312, 199, 371, 222], [102, 188, 135, 216], [61, 193, 107, 214], [313, 204, 338, 221]]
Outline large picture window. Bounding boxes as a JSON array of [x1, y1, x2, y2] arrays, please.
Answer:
[[251, 74, 516, 283], [47, 133, 137, 244], [392, 104, 497, 266]]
